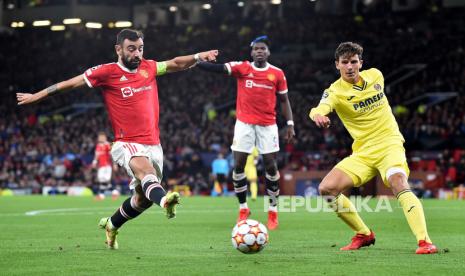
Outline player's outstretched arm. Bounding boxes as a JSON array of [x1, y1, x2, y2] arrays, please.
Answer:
[[163, 50, 218, 74], [196, 61, 228, 74], [279, 93, 295, 144], [17, 75, 86, 105]]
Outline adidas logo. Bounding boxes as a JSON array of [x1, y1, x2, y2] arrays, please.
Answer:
[[247, 73, 254, 78], [120, 75, 128, 81]]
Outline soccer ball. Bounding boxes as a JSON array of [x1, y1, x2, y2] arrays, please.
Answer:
[[231, 219, 268, 254]]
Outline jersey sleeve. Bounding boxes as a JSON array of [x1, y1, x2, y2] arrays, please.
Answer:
[[277, 72, 288, 94], [308, 88, 338, 120], [225, 61, 248, 77], [83, 65, 108, 88], [147, 59, 167, 77], [371, 68, 384, 87]]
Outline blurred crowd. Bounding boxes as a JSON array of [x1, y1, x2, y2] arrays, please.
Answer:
[[1, 3, 464, 194]]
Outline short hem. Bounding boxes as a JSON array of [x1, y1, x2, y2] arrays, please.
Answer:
[[334, 165, 361, 187]]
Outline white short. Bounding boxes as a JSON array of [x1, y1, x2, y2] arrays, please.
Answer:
[[110, 141, 164, 189], [97, 166, 112, 183], [231, 120, 279, 154]]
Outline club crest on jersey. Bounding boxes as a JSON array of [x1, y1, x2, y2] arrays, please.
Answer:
[[267, 74, 276, 81], [139, 69, 148, 78], [374, 84, 382, 91]]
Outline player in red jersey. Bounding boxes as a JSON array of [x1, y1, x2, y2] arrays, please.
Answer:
[[197, 36, 295, 230], [92, 132, 119, 200], [17, 29, 218, 249]]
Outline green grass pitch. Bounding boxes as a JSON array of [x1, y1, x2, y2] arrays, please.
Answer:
[[0, 196, 464, 275]]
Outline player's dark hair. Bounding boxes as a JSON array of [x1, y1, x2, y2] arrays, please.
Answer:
[[335, 42, 363, 61], [116, 29, 144, 45]]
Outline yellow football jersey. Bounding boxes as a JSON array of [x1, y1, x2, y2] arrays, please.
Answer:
[[309, 68, 404, 152]]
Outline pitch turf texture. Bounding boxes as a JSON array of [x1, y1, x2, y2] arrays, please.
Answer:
[[0, 196, 464, 275]]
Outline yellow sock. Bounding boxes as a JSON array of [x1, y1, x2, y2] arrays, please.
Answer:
[[330, 194, 371, 235], [250, 181, 257, 199], [397, 190, 432, 243], [214, 181, 222, 194]]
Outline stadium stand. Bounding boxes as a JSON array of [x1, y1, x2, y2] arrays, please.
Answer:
[[1, 1, 464, 195]]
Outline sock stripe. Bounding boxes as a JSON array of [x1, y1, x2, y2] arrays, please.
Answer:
[[266, 189, 280, 196], [145, 183, 163, 199], [142, 174, 160, 186], [265, 172, 280, 181], [396, 189, 412, 199], [232, 172, 246, 181], [119, 206, 132, 219], [234, 186, 248, 193]]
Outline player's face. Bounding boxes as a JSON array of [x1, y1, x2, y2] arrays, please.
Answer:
[[116, 38, 144, 70], [251, 42, 270, 63], [97, 134, 107, 143], [336, 54, 363, 84]]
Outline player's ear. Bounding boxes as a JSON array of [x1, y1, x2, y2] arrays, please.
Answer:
[[335, 60, 339, 70], [359, 59, 363, 69], [115, 44, 122, 57]]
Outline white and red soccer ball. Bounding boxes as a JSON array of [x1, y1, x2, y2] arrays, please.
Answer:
[[231, 219, 268, 254]]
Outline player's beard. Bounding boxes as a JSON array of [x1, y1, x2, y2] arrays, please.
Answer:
[[122, 55, 141, 70]]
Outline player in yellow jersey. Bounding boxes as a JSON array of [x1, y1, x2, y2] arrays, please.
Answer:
[[245, 147, 259, 201], [309, 42, 437, 254]]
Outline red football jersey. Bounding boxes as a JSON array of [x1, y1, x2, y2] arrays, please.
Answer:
[[225, 61, 288, 126], [95, 142, 111, 167], [83, 59, 160, 145]]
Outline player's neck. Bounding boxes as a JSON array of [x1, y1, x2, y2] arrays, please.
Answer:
[[253, 61, 267, 68], [117, 60, 138, 73], [342, 75, 361, 85]]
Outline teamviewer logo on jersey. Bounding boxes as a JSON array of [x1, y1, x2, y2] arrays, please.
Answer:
[[121, 87, 133, 98]]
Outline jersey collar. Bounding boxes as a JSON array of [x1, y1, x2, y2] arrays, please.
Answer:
[[340, 74, 367, 91], [117, 61, 138, 73], [251, 62, 269, 71]]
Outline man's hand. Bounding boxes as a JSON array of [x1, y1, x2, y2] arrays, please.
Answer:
[[284, 125, 295, 144], [17, 93, 38, 105], [198, 50, 219, 62], [313, 114, 331, 128]]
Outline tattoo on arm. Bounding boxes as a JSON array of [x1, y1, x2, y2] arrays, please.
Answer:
[[46, 84, 58, 96]]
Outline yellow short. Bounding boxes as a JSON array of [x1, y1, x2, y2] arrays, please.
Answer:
[[335, 143, 410, 187]]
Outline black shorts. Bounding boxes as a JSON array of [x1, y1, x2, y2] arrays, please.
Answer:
[[216, 173, 226, 183]]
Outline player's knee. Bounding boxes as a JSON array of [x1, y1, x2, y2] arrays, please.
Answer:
[[318, 181, 341, 196], [234, 155, 247, 170], [388, 173, 409, 194], [135, 170, 157, 182]]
